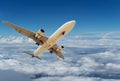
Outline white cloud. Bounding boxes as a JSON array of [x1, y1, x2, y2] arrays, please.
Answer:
[[59, 32, 120, 47], [106, 63, 120, 70], [0, 36, 34, 44], [0, 32, 120, 81], [1, 32, 120, 47]]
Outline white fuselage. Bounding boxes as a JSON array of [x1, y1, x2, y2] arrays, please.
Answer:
[[34, 20, 76, 56]]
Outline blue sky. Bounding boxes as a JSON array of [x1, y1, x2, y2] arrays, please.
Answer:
[[0, 0, 120, 36]]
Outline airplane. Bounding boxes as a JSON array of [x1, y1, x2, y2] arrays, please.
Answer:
[[3, 20, 76, 60]]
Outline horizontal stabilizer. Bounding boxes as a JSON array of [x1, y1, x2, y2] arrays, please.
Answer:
[[24, 52, 41, 60]]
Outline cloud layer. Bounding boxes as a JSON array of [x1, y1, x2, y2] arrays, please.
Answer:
[[0, 32, 120, 81]]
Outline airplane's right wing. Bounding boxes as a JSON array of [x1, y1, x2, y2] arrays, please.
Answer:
[[3, 21, 48, 45], [49, 44, 64, 59]]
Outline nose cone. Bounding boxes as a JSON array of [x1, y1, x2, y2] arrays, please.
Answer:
[[63, 20, 76, 35], [71, 20, 76, 24], [68, 20, 76, 27], [68, 20, 76, 28], [69, 20, 76, 25]]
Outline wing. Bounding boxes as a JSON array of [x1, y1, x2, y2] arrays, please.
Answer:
[[3, 21, 48, 45], [49, 44, 64, 59]]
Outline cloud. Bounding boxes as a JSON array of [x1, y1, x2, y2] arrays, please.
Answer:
[[0, 36, 34, 44], [0, 70, 32, 81], [0, 32, 120, 81], [1, 32, 120, 47], [59, 32, 120, 47]]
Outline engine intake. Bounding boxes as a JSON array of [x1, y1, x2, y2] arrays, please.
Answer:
[[35, 29, 45, 38]]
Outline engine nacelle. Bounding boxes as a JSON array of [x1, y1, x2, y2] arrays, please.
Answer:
[[35, 29, 45, 38], [56, 46, 64, 52]]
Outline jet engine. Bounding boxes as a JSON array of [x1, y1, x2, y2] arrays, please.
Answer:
[[56, 46, 64, 51], [35, 29, 45, 38]]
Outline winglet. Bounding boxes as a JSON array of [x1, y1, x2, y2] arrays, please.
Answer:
[[2, 20, 9, 24], [2, 20, 6, 24]]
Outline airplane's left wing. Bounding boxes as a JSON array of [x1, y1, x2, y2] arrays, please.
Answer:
[[3, 21, 48, 45], [3, 21, 36, 39]]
